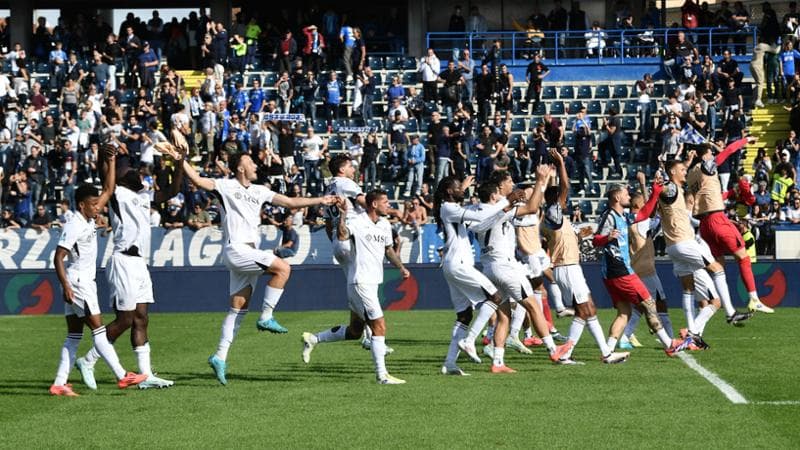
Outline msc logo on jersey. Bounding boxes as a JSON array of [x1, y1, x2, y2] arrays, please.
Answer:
[[234, 191, 261, 205], [365, 234, 390, 245]]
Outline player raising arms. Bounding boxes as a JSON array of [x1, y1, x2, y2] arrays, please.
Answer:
[[459, 167, 570, 372], [50, 146, 148, 396], [593, 179, 692, 356], [301, 190, 410, 384], [75, 140, 185, 390], [658, 159, 744, 348], [686, 136, 773, 315], [433, 174, 514, 375], [177, 147, 336, 385], [541, 149, 629, 364]]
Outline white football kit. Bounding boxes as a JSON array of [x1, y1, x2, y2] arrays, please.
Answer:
[[325, 176, 365, 267], [58, 212, 99, 317], [439, 200, 507, 312], [107, 185, 154, 311], [214, 178, 279, 296], [473, 201, 534, 303], [346, 214, 393, 321]]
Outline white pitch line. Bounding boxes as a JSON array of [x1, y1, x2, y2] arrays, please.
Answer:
[[752, 401, 800, 405], [677, 352, 749, 404]]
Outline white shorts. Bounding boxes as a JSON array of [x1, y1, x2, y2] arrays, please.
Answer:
[[526, 249, 551, 278], [442, 260, 498, 313], [641, 273, 666, 302], [347, 283, 383, 321], [693, 269, 719, 301], [332, 238, 352, 271], [223, 243, 277, 296], [107, 253, 154, 312], [553, 264, 591, 305], [483, 259, 535, 303], [666, 240, 714, 278], [64, 272, 99, 318]]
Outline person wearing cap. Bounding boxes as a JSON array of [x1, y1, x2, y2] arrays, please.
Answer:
[[302, 24, 326, 76], [137, 41, 158, 90]]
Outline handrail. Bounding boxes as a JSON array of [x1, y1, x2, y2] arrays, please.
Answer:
[[426, 26, 757, 65]]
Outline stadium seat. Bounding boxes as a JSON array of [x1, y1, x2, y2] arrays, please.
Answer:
[[532, 102, 546, 115], [327, 135, 343, 150], [565, 132, 575, 146], [549, 101, 564, 115], [612, 85, 628, 98], [247, 74, 261, 86], [512, 87, 523, 101], [367, 56, 384, 70], [508, 134, 522, 148], [335, 119, 348, 130], [36, 62, 50, 73], [559, 85, 575, 99], [402, 72, 418, 85], [577, 85, 592, 99], [605, 100, 620, 114], [368, 119, 383, 132], [587, 101, 602, 114], [652, 84, 665, 97], [264, 72, 278, 85], [401, 56, 418, 70], [596, 200, 608, 214], [579, 200, 593, 217], [511, 118, 526, 131], [541, 85, 557, 99], [569, 101, 583, 114], [622, 116, 637, 130], [594, 85, 610, 99], [407, 118, 419, 132], [348, 118, 365, 128], [623, 100, 638, 114], [384, 57, 400, 70]]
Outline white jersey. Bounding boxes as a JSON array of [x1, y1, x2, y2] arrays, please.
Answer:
[[473, 202, 518, 264], [512, 214, 539, 227], [213, 178, 276, 245], [110, 185, 152, 255], [325, 176, 364, 228], [346, 214, 393, 285], [57, 212, 97, 278], [439, 199, 508, 264]]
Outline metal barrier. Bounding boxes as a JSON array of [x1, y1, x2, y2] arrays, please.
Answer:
[[426, 26, 757, 65]]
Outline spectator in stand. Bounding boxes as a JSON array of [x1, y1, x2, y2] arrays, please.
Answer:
[[525, 53, 550, 116], [275, 71, 293, 114], [229, 34, 248, 74], [419, 48, 440, 103], [785, 197, 800, 223], [598, 108, 623, 178], [584, 21, 607, 58], [404, 135, 425, 197], [467, 6, 488, 33], [274, 216, 299, 258], [386, 76, 405, 105], [548, 0, 569, 58], [340, 22, 357, 82], [358, 66, 377, 121], [30, 203, 55, 232], [138, 41, 158, 90], [163, 204, 185, 229], [362, 132, 380, 189], [754, 180, 771, 207], [573, 105, 595, 195], [274, 30, 297, 75], [434, 126, 453, 185], [301, 128, 326, 195], [475, 125, 498, 182], [636, 73, 655, 142], [439, 60, 464, 121], [474, 63, 494, 125], [322, 71, 343, 132], [186, 203, 212, 230], [567, 1, 590, 58], [388, 111, 409, 172], [717, 49, 744, 90], [299, 71, 319, 125], [1, 206, 20, 229], [495, 64, 514, 113], [302, 25, 326, 76], [665, 31, 698, 83]]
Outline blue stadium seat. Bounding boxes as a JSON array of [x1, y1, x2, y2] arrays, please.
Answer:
[[401, 72, 417, 85], [594, 85, 610, 99], [579, 200, 593, 216], [569, 101, 583, 114], [36, 62, 50, 73], [334, 119, 348, 130], [559, 85, 575, 99], [653, 84, 665, 97], [565, 132, 575, 146], [328, 136, 343, 150], [596, 200, 609, 214], [605, 100, 620, 114], [612, 85, 628, 98], [508, 134, 522, 148], [313, 119, 327, 133], [247, 74, 261, 87], [407, 118, 419, 132], [367, 56, 384, 70], [348, 118, 365, 128], [587, 101, 602, 114], [549, 101, 564, 115], [565, 117, 576, 129], [264, 72, 278, 85], [541, 85, 557, 99], [623, 100, 638, 114], [511, 118, 526, 131], [384, 57, 400, 70], [512, 87, 523, 100], [401, 57, 417, 70], [622, 116, 637, 130], [533, 101, 546, 115], [368, 119, 383, 132], [577, 85, 592, 99]]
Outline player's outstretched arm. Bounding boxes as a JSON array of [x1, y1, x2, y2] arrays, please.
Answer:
[[634, 181, 663, 223], [272, 193, 338, 209], [96, 144, 117, 209], [549, 149, 569, 208], [515, 164, 551, 217], [157, 142, 213, 192], [336, 196, 350, 241], [154, 150, 185, 205], [385, 246, 410, 279]]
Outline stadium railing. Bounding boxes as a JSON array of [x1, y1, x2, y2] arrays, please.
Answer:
[[426, 26, 757, 65]]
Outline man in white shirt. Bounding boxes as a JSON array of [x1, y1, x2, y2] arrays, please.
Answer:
[[180, 147, 336, 385], [302, 189, 410, 384], [51, 146, 147, 396], [786, 197, 800, 223], [301, 128, 326, 195], [75, 141, 185, 390], [418, 48, 441, 102]]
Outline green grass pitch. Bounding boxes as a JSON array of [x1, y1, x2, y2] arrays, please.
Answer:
[[2, 309, 798, 448]]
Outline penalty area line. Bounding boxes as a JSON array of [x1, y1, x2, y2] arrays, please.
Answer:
[[677, 352, 748, 404]]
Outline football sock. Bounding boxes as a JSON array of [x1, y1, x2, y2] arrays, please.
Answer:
[[607, 336, 618, 350], [509, 303, 526, 339], [659, 312, 674, 339], [712, 271, 736, 317], [737, 256, 757, 293], [542, 335, 556, 353], [548, 282, 565, 312], [259, 286, 284, 321], [92, 326, 126, 380], [370, 336, 387, 378], [586, 316, 612, 357], [492, 347, 505, 367], [564, 317, 586, 358], [82, 346, 101, 368], [690, 304, 719, 336], [53, 333, 82, 386], [316, 325, 348, 343], [682, 291, 696, 331], [134, 342, 152, 377], [445, 322, 468, 367], [214, 308, 247, 361], [656, 328, 672, 348], [524, 327, 534, 339], [465, 301, 498, 342], [363, 325, 373, 341], [623, 310, 641, 338]]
